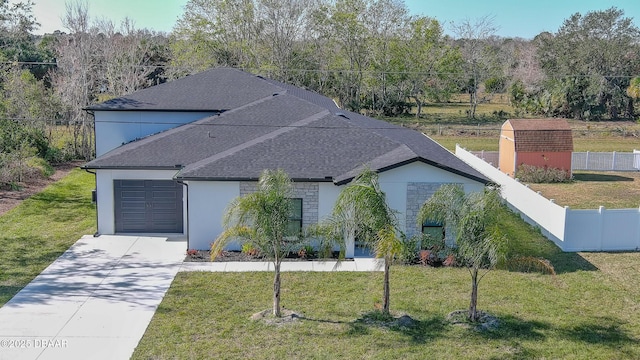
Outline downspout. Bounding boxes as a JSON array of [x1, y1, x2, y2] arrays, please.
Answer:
[[86, 110, 96, 158], [84, 168, 100, 237], [177, 180, 189, 250], [84, 109, 99, 237]]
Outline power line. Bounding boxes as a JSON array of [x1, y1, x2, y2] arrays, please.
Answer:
[[2, 61, 639, 79]]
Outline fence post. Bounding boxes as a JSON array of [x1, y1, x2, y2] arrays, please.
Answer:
[[612, 151, 616, 170], [637, 207, 640, 251], [585, 151, 590, 170], [599, 206, 605, 251]]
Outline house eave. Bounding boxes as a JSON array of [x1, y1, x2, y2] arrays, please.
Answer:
[[334, 158, 491, 186], [81, 165, 184, 171], [174, 175, 336, 183], [83, 107, 228, 113]]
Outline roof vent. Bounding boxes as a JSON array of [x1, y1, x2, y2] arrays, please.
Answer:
[[335, 112, 349, 119]]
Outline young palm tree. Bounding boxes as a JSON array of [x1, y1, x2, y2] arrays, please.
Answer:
[[211, 169, 301, 317], [418, 184, 505, 322], [321, 167, 401, 314]]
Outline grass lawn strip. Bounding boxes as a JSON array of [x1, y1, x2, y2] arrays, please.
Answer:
[[0, 168, 95, 306]]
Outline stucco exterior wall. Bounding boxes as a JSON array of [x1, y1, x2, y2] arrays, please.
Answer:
[[94, 111, 216, 157], [94, 169, 184, 235], [377, 161, 485, 237], [187, 181, 240, 250]]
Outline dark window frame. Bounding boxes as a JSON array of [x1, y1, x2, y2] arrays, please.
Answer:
[[422, 220, 445, 240], [288, 198, 303, 235]]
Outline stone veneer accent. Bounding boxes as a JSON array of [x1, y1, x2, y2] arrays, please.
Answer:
[[239, 181, 319, 228], [405, 182, 448, 239]]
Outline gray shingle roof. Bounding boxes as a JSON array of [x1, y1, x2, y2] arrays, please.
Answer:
[[84, 69, 489, 185], [85, 68, 284, 111]]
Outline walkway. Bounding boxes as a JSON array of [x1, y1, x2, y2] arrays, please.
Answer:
[[0, 235, 186, 360], [181, 258, 383, 272], [0, 235, 383, 360]]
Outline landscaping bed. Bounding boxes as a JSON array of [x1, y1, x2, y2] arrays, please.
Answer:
[[184, 249, 344, 262]]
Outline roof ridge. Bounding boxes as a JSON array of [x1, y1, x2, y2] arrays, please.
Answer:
[[334, 144, 417, 184], [177, 109, 331, 178]]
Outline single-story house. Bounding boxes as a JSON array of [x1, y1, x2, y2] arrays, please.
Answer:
[[83, 68, 489, 256], [498, 118, 573, 178]]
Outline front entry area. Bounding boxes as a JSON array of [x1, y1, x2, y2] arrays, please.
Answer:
[[113, 180, 183, 233]]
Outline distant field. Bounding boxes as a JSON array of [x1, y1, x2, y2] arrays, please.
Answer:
[[385, 93, 640, 153]]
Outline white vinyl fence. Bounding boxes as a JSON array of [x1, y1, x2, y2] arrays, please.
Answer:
[[458, 145, 640, 251], [471, 151, 640, 172], [572, 151, 640, 171]]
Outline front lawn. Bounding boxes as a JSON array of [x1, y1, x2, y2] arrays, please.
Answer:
[[0, 168, 95, 305], [133, 260, 640, 359], [133, 206, 640, 359]]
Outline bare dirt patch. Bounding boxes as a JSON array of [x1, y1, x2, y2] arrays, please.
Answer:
[[250, 309, 303, 326], [0, 162, 83, 216], [446, 310, 499, 331]]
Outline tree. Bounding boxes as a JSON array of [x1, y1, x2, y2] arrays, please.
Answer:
[[451, 16, 497, 119], [94, 18, 161, 98], [211, 169, 303, 317], [320, 167, 400, 314], [170, 0, 260, 74], [50, 0, 97, 160], [255, 0, 319, 82], [403, 16, 463, 117], [310, 0, 372, 110], [418, 184, 505, 322], [537, 8, 640, 120], [51, 1, 169, 159], [627, 76, 640, 117]]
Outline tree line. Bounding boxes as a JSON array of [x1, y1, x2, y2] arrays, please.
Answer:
[[1, 0, 639, 187]]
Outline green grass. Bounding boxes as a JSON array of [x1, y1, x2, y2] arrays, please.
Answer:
[[0, 168, 95, 305], [133, 206, 639, 359], [528, 172, 640, 209]]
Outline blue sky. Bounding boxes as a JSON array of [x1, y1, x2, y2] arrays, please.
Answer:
[[28, 0, 640, 39]]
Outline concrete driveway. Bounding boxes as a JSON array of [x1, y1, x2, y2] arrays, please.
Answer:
[[0, 235, 186, 360]]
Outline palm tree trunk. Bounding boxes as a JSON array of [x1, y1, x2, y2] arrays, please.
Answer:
[[273, 260, 281, 317], [469, 268, 479, 322], [383, 256, 390, 314]]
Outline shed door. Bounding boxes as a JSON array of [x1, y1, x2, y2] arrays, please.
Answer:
[[114, 180, 183, 233]]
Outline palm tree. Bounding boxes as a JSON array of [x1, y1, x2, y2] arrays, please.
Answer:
[[211, 169, 302, 317], [418, 184, 505, 322], [320, 167, 401, 314]]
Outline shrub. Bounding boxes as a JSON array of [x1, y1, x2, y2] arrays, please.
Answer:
[[241, 243, 260, 257], [297, 244, 316, 259], [394, 234, 419, 265], [0, 143, 53, 189], [516, 164, 572, 183]]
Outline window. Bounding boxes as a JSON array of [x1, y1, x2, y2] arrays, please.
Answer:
[[287, 198, 303, 235], [422, 220, 444, 240]]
